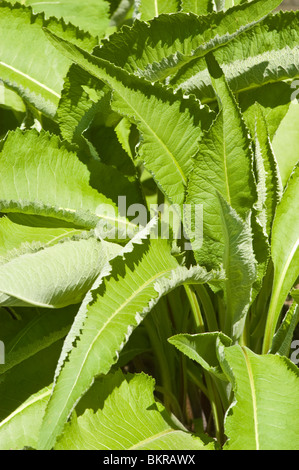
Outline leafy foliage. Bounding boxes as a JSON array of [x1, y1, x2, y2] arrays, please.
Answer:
[[0, 0, 298, 452]]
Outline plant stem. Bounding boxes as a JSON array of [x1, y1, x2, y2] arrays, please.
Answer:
[[143, 315, 182, 419], [187, 366, 209, 399], [194, 284, 219, 331], [185, 285, 225, 446], [262, 287, 282, 354], [184, 284, 205, 332], [204, 372, 225, 446]]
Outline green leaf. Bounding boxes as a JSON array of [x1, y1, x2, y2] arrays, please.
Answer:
[[0, 340, 63, 422], [0, 216, 83, 258], [263, 162, 299, 353], [0, 129, 131, 232], [38, 236, 223, 449], [7, 0, 110, 38], [95, 0, 282, 82], [238, 81, 292, 142], [44, 28, 213, 205], [291, 289, 299, 304], [0, 385, 51, 450], [55, 371, 213, 450], [270, 302, 299, 356], [186, 55, 256, 270], [272, 103, 299, 187], [222, 345, 299, 450], [171, 11, 299, 104], [0, 2, 97, 118], [218, 196, 257, 339], [253, 104, 282, 238], [57, 63, 108, 144], [180, 0, 213, 15], [135, 0, 180, 20], [0, 305, 77, 375], [0, 237, 119, 308], [168, 332, 232, 380], [0, 81, 26, 114]]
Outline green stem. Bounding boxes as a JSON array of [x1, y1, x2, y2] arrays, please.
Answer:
[[262, 287, 282, 354], [185, 285, 225, 446], [143, 315, 182, 419], [194, 284, 219, 331], [204, 372, 225, 446], [187, 366, 209, 399], [184, 284, 205, 332]]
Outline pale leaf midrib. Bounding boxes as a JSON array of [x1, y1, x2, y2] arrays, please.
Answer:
[[0, 389, 51, 429], [222, 121, 231, 206], [129, 428, 181, 449], [0, 61, 61, 100], [242, 348, 259, 450], [112, 79, 188, 186], [60, 45, 189, 188], [41, 264, 174, 448]]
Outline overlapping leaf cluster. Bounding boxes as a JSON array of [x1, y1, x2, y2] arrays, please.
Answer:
[[0, 0, 298, 451]]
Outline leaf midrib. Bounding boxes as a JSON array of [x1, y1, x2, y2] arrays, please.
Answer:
[[129, 428, 182, 449], [0, 61, 61, 100], [46, 32, 188, 188], [41, 265, 175, 448], [0, 388, 51, 429], [242, 348, 259, 450]]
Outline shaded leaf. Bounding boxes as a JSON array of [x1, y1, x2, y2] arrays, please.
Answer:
[[169, 332, 232, 380]]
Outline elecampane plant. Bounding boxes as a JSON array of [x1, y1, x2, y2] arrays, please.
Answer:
[[0, 0, 298, 451]]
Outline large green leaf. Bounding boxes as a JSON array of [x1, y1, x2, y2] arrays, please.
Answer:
[[135, 0, 180, 20], [38, 235, 223, 449], [171, 11, 299, 104], [0, 237, 120, 308], [7, 0, 110, 38], [56, 0, 280, 150], [45, 29, 213, 205], [0, 2, 97, 118], [263, 162, 299, 353], [0, 129, 132, 233], [186, 55, 256, 270], [221, 345, 299, 450], [55, 371, 213, 450], [95, 0, 281, 82]]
